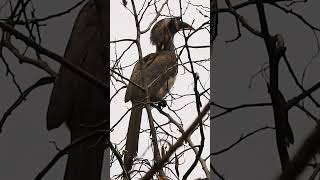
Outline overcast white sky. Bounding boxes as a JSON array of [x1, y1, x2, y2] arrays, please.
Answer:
[[110, 0, 210, 179]]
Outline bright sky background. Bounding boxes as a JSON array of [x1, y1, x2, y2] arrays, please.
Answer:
[[110, 0, 210, 179]]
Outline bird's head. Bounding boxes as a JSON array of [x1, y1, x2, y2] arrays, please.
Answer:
[[167, 16, 194, 34], [150, 17, 194, 51]]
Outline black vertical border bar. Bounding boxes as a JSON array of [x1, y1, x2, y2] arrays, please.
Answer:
[[96, 0, 110, 179], [105, 0, 111, 178], [210, 0, 218, 179]]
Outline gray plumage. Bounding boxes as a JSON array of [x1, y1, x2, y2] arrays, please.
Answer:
[[124, 17, 193, 172], [46, 0, 107, 179]]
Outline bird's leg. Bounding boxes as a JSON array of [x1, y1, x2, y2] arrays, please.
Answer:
[[150, 99, 167, 109], [158, 99, 167, 108]]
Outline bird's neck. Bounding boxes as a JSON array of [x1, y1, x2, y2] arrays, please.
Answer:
[[157, 39, 175, 53]]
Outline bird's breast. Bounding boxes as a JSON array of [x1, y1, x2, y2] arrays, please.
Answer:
[[157, 75, 177, 99]]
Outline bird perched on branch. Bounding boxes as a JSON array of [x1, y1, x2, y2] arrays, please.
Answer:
[[46, 0, 108, 180], [124, 17, 194, 171]]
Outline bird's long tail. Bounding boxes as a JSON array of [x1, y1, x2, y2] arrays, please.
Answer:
[[124, 104, 143, 171], [64, 132, 105, 180]]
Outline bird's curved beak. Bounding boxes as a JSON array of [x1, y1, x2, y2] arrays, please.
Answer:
[[177, 21, 194, 31]]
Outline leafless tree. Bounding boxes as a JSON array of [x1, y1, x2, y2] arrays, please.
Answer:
[[211, 0, 320, 179], [110, 0, 210, 179], [0, 0, 211, 180], [0, 0, 109, 180]]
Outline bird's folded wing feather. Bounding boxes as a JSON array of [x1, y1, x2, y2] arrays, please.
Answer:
[[125, 51, 177, 102], [46, 2, 101, 130]]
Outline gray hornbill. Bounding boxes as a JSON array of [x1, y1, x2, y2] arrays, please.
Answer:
[[46, 0, 107, 180], [124, 17, 194, 171]]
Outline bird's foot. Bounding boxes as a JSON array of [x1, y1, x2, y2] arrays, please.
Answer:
[[158, 99, 167, 108]]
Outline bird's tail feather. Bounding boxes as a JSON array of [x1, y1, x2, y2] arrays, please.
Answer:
[[64, 134, 105, 180], [124, 104, 143, 171]]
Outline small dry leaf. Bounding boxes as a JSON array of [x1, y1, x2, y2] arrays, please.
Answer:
[[122, 0, 127, 7]]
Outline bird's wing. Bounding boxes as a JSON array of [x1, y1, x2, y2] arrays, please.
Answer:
[[47, 1, 108, 179], [46, 1, 102, 130], [125, 51, 177, 103]]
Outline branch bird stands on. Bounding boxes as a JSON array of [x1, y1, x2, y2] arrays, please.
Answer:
[[123, 17, 194, 174]]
